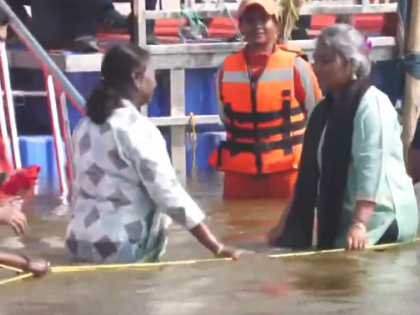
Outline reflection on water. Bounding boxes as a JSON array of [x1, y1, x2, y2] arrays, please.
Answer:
[[0, 171, 419, 315]]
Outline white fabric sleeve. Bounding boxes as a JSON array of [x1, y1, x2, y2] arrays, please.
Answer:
[[122, 117, 205, 229]]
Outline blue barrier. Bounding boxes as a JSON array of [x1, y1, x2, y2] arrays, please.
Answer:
[[19, 135, 62, 192], [17, 131, 225, 188], [12, 58, 399, 185]]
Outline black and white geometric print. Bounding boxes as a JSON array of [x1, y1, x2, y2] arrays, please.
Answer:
[[66, 101, 205, 263]]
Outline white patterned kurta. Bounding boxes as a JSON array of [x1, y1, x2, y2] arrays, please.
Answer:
[[66, 100, 205, 263]]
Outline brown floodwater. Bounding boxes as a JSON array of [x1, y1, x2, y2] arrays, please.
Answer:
[[0, 171, 419, 315]]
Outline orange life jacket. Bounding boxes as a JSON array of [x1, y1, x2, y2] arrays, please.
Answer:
[[209, 47, 306, 175], [277, 43, 302, 56]]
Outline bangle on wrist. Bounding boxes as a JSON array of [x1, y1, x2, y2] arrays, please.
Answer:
[[214, 244, 224, 256], [352, 221, 366, 232]]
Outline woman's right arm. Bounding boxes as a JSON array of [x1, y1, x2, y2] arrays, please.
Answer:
[[123, 119, 238, 258]]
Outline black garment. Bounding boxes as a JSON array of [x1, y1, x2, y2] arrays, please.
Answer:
[[377, 219, 399, 245], [5, 0, 31, 41], [6, 0, 30, 21], [30, 0, 116, 50], [145, 0, 158, 33], [291, 15, 311, 40], [275, 78, 372, 250], [411, 116, 420, 149]]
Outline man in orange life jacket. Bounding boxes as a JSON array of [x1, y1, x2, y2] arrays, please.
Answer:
[[209, 0, 322, 200]]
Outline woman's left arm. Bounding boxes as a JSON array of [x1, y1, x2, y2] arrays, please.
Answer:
[[351, 92, 387, 227]]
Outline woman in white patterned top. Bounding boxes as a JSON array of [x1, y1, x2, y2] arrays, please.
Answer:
[[66, 43, 240, 263]]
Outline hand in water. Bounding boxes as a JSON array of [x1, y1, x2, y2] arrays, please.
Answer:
[[346, 223, 368, 250], [0, 204, 27, 235], [214, 244, 242, 260], [189, 223, 244, 260], [22, 256, 50, 277]]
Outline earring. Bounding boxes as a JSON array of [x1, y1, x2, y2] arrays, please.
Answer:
[[351, 73, 357, 80]]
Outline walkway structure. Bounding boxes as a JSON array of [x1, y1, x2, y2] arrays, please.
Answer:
[[0, 0, 400, 193]]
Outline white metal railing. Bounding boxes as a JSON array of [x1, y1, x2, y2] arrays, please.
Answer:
[[0, 45, 70, 200], [2, 0, 399, 182], [0, 0, 82, 201], [0, 44, 19, 170]]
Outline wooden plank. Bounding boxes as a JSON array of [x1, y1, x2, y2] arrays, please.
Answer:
[[149, 114, 221, 126], [133, 0, 147, 47], [170, 69, 187, 178], [6, 37, 396, 72]]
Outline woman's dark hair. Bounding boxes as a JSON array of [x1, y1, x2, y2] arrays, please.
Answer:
[[86, 43, 150, 125]]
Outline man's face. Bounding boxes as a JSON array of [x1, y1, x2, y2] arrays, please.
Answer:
[[0, 25, 7, 51]]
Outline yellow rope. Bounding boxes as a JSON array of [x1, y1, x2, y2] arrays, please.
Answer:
[[269, 237, 420, 258], [51, 258, 231, 273], [188, 112, 197, 174], [0, 238, 417, 286], [0, 264, 23, 273], [0, 273, 33, 286]]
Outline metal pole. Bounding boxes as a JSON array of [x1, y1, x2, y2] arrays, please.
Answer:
[[133, 0, 148, 116], [0, 0, 79, 200], [133, 0, 147, 46], [0, 0, 86, 111]]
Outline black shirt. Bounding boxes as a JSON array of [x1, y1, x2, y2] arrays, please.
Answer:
[[411, 116, 420, 149]]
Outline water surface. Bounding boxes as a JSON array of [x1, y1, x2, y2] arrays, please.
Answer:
[[0, 172, 418, 315]]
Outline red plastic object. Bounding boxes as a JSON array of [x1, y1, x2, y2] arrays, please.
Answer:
[[0, 165, 40, 196], [97, 13, 390, 42]]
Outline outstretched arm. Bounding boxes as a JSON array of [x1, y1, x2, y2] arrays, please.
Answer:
[[0, 251, 49, 276], [121, 119, 239, 258]]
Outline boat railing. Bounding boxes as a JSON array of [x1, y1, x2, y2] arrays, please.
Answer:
[[0, 0, 82, 200]]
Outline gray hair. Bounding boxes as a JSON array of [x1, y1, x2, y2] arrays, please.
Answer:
[[317, 24, 371, 78]]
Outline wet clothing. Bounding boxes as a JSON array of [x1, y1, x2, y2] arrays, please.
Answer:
[[277, 82, 418, 249], [214, 45, 322, 200], [377, 219, 399, 245], [223, 170, 297, 200], [66, 100, 205, 263]]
